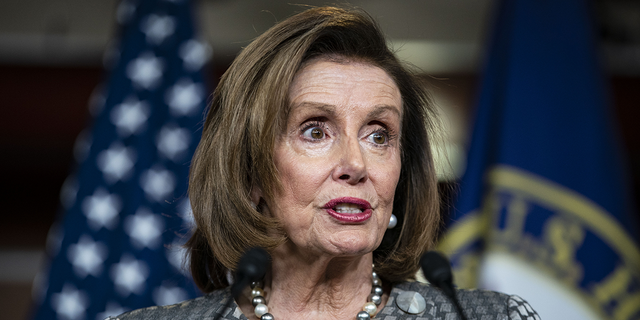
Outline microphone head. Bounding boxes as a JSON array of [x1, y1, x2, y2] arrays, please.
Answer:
[[420, 251, 453, 289], [420, 251, 466, 319], [236, 247, 270, 282]]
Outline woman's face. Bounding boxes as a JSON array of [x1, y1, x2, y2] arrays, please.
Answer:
[[269, 58, 402, 258]]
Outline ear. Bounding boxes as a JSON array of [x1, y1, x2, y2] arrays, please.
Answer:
[[250, 184, 263, 208]]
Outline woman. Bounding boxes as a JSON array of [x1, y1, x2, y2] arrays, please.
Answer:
[[112, 6, 539, 320]]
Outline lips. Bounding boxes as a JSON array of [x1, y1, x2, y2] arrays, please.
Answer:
[[323, 197, 372, 223]]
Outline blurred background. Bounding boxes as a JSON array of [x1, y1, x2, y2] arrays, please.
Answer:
[[0, 1, 638, 319]]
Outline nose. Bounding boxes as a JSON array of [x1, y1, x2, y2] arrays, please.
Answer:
[[332, 137, 368, 185]]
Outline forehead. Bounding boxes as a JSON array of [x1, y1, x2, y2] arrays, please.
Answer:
[[287, 57, 402, 114]]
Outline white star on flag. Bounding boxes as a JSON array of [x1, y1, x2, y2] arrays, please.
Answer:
[[88, 85, 106, 117], [97, 142, 137, 183], [111, 255, 149, 297], [157, 125, 190, 161], [31, 270, 48, 305], [177, 197, 195, 227], [103, 39, 121, 70], [59, 175, 78, 210], [73, 129, 92, 163], [165, 78, 204, 116], [140, 166, 176, 202], [51, 284, 89, 320], [116, 0, 136, 25], [124, 207, 164, 249], [179, 39, 211, 71], [67, 235, 108, 278], [126, 52, 164, 89], [141, 14, 176, 44], [82, 188, 121, 230], [153, 285, 188, 306], [111, 97, 150, 136], [46, 223, 64, 257], [166, 240, 189, 274]]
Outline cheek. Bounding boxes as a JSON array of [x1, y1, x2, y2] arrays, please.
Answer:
[[279, 156, 325, 190], [370, 155, 402, 201], [273, 150, 330, 209]]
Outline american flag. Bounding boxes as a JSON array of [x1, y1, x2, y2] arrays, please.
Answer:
[[31, 0, 210, 319]]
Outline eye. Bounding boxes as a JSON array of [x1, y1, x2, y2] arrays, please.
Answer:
[[367, 131, 388, 145], [302, 126, 325, 140]]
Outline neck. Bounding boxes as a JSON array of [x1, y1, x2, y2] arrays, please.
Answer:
[[238, 243, 384, 320]]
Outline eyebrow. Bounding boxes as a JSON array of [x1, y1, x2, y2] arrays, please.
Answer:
[[290, 102, 401, 119], [367, 105, 401, 119], [291, 102, 336, 113]]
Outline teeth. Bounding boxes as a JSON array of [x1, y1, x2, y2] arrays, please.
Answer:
[[333, 203, 363, 214]]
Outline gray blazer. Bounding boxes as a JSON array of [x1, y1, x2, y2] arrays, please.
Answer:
[[108, 281, 540, 320]]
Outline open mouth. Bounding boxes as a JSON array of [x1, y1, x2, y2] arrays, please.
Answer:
[[324, 197, 372, 223], [333, 202, 364, 214]]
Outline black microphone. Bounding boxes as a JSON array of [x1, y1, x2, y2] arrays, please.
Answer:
[[230, 247, 270, 297], [213, 247, 270, 320], [420, 251, 468, 320]]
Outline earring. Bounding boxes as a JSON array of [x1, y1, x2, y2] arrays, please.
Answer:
[[387, 214, 397, 229]]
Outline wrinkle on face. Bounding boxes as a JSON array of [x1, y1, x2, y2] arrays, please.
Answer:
[[269, 57, 402, 258]]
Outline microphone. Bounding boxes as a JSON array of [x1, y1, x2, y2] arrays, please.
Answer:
[[213, 247, 270, 320], [420, 251, 468, 320], [230, 247, 270, 297]]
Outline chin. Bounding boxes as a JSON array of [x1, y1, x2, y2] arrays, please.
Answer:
[[325, 232, 381, 257]]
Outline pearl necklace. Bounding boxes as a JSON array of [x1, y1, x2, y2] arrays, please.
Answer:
[[249, 269, 383, 320]]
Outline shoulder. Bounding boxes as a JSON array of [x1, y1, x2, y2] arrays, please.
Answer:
[[105, 288, 246, 320], [384, 282, 539, 319]]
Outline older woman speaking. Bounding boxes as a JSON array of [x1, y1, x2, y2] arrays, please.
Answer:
[[111, 6, 539, 320]]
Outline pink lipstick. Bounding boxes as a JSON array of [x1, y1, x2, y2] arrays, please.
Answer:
[[323, 197, 372, 223]]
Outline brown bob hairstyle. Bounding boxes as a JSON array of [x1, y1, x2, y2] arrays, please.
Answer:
[[187, 6, 440, 292]]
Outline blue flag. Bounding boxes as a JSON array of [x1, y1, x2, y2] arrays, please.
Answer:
[[31, 0, 210, 319], [439, 1, 640, 319]]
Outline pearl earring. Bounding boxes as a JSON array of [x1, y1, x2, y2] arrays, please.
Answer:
[[387, 214, 397, 229]]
